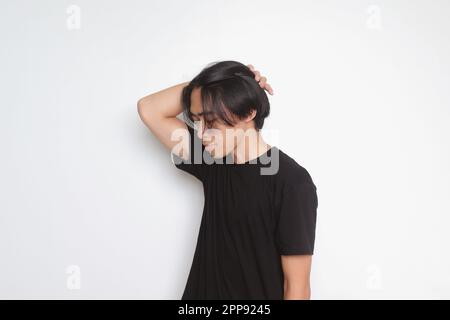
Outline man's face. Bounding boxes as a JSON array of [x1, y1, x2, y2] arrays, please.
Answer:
[[189, 87, 257, 159]]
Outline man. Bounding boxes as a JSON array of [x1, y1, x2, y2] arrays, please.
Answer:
[[137, 61, 318, 300]]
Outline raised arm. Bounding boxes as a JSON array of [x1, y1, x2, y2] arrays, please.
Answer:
[[137, 65, 272, 161], [137, 81, 191, 161]]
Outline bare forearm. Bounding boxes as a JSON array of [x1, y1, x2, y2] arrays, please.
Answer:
[[284, 282, 311, 300], [137, 81, 189, 121], [137, 81, 192, 154]]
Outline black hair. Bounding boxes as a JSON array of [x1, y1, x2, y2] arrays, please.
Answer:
[[181, 60, 270, 131]]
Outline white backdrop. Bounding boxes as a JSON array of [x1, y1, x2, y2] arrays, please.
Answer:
[[1, 0, 449, 299]]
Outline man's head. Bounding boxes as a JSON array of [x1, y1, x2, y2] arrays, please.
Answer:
[[181, 61, 271, 159]]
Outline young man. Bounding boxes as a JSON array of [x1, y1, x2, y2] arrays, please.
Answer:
[[137, 61, 318, 300]]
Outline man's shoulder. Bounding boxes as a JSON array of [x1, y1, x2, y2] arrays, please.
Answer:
[[272, 147, 316, 189]]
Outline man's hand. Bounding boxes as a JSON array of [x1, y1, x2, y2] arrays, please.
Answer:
[[247, 64, 274, 95]]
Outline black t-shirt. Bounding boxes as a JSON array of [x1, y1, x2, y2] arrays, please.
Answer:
[[171, 125, 318, 300]]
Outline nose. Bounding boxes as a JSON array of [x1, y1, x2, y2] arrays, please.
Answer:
[[199, 129, 210, 145], [195, 121, 204, 140], [196, 124, 213, 146]]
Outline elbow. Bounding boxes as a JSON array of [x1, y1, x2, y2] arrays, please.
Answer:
[[137, 98, 151, 123], [137, 98, 145, 118]]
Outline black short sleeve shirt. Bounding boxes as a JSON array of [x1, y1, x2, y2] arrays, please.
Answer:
[[172, 125, 318, 300]]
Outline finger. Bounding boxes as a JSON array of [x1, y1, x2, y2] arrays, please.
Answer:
[[265, 83, 274, 95], [247, 64, 255, 71], [259, 80, 267, 89], [253, 70, 261, 81], [258, 76, 267, 88]]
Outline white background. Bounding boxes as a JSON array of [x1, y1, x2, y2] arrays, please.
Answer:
[[1, 0, 449, 299]]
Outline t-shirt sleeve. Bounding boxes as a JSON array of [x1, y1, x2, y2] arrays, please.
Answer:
[[275, 182, 318, 255], [171, 124, 208, 182]]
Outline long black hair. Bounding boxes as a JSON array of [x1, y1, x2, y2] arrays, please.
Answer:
[[181, 60, 270, 131]]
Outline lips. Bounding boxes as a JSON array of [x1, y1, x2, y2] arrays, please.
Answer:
[[205, 143, 215, 151]]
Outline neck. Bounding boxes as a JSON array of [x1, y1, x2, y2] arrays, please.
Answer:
[[232, 129, 271, 164]]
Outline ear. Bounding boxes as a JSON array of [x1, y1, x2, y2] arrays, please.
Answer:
[[244, 109, 257, 123]]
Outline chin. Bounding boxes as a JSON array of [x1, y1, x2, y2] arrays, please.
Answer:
[[207, 149, 224, 159], [209, 152, 222, 159], [205, 145, 229, 159]]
